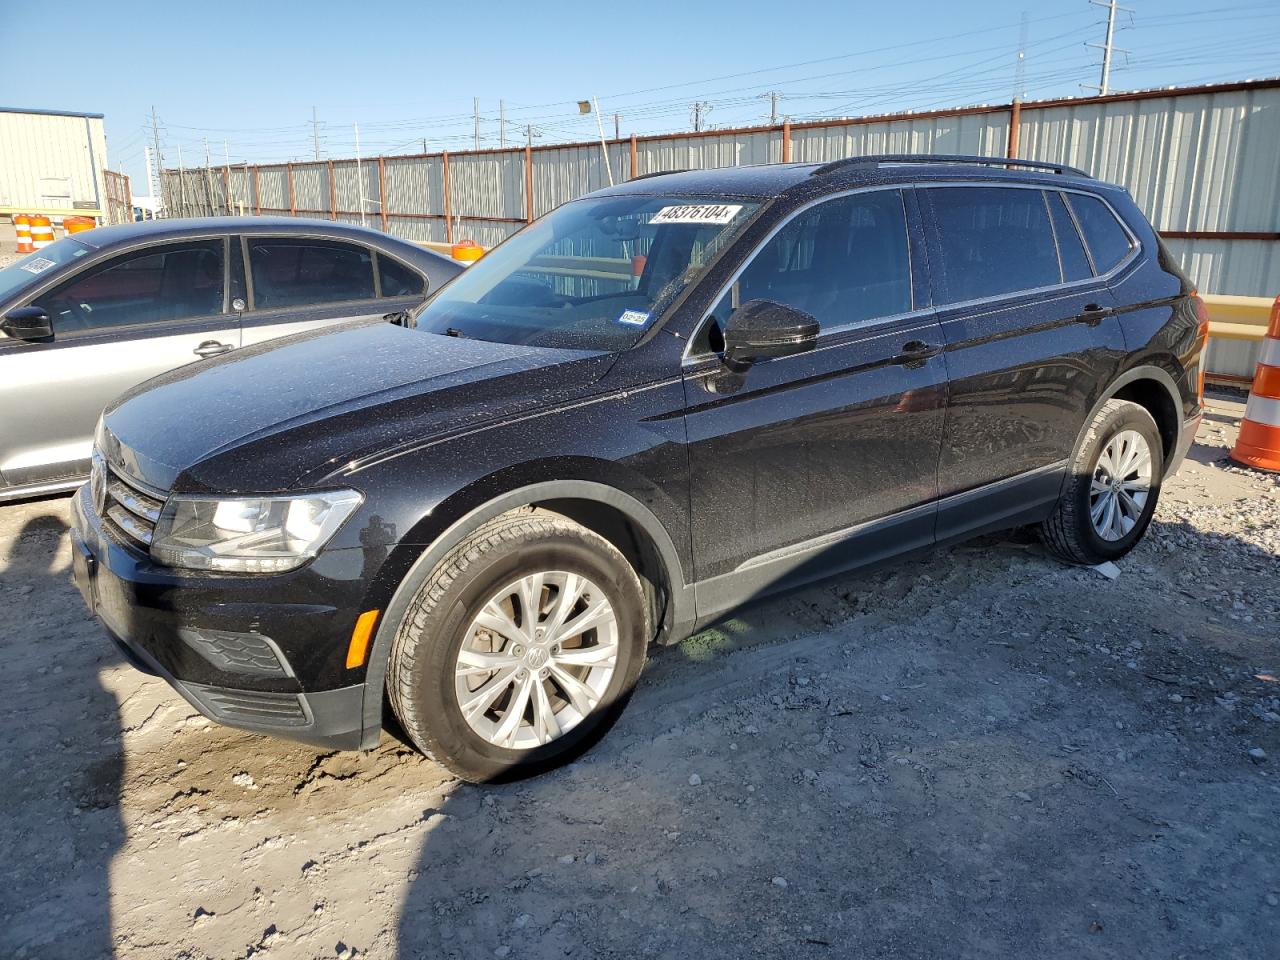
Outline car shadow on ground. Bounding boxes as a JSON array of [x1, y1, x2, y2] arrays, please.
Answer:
[[0, 504, 125, 960], [391, 515, 1279, 960]]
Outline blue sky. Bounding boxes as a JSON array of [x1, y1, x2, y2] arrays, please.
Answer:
[[2, 0, 1277, 192]]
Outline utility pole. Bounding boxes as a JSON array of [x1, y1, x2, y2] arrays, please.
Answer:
[[691, 101, 711, 132], [312, 106, 321, 160], [473, 97, 480, 150], [150, 106, 165, 213], [499, 99, 505, 148], [144, 144, 154, 205], [1086, 0, 1131, 96], [176, 143, 186, 217], [203, 137, 215, 216], [526, 124, 534, 148], [613, 113, 620, 140], [763, 91, 782, 125], [1014, 12, 1028, 102]]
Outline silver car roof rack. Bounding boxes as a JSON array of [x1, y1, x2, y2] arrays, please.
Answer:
[[811, 154, 1092, 179]]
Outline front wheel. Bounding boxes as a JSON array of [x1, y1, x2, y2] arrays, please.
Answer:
[[386, 508, 648, 782], [1040, 398, 1164, 565]]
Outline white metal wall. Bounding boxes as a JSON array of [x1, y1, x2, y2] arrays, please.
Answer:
[[160, 81, 1280, 314], [0, 110, 108, 216]]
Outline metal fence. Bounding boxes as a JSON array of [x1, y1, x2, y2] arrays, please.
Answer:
[[102, 169, 133, 225], [162, 78, 1280, 368]]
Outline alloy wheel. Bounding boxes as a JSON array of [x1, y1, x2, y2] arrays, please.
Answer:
[[1089, 428, 1153, 541], [453, 571, 619, 749]]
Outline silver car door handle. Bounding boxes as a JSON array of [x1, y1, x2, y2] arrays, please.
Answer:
[[193, 340, 233, 358]]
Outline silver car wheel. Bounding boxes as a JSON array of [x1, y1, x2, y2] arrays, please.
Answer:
[[1089, 428, 1153, 542], [453, 571, 619, 750]]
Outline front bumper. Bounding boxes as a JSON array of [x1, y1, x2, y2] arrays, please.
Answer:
[[70, 484, 373, 750]]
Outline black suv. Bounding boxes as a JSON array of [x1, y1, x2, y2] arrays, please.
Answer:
[[71, 155, 1206, 781]]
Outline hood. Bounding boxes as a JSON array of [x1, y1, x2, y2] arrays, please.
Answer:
[[102, 320, 612, 492]]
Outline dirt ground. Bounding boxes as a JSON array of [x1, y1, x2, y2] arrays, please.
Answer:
[[0, 394, 1277, 960]]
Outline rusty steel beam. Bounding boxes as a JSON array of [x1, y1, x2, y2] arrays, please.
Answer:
[[525, 142, 534, 223]]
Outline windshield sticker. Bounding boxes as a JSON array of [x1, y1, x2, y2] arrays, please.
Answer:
[[650, 203, 743, 226], [19, 257, 56, 275], [616, 309, 651, 327]]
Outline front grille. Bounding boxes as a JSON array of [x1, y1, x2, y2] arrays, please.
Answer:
[[190, 685, 310, 727], [101, 466, 165, 549]]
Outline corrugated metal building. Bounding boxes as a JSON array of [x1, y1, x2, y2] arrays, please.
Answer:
[[161, 79, 1280, 375], [0, 107, 109, 219]]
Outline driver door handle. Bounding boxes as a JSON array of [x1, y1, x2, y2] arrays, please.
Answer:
[[193, 340, 233, 358]]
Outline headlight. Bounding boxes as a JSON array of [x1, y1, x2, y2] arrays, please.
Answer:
[[150, 490, 363, 573]]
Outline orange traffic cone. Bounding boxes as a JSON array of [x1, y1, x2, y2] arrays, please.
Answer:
[[1230, 295, 1280, 472], [14, 214, 34, 254]]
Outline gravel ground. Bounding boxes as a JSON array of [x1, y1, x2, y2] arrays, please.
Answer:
[[1, 393, 1277, 960]]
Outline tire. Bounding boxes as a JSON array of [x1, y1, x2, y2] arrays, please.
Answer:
[[1040, 398, 1164, 565], [386, 507, 648, 783]]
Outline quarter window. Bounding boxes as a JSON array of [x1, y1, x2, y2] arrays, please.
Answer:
[[1047, 192, 1093, 282], [1066, 193, 1134, 273], [31, 240, 224, 334], [697, 190, 911, 353], [376, 253, 426, 297], [247, 238, 375, 309], [927, 187, 1061, 304]]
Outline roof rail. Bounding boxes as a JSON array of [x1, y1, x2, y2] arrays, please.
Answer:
[[630, 168, 690, 181], [810, 154, 1092, 179]]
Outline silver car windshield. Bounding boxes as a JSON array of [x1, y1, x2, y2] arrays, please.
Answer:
[[414, 194, 761, 351], [0, 237, 93, 306]]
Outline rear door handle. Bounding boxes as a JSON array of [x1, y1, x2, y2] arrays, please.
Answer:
[[1079, 303, 1113, 325], [897, 340, 942, 363], [193, 340, 233, 358]]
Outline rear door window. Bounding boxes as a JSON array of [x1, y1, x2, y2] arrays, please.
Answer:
[[376, 253, 426, 297], [31, 240, 224, 334], [247, 238, 375, 309], [926, 187, 1061, 304], [1065, 193, 1134, 274]]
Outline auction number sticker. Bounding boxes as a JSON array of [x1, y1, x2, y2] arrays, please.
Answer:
[[20, 257, 56, 274], [650, 203, 743, 225], [616, 309, 651, 326]]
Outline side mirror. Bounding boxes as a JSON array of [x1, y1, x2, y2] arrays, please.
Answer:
[[722, 299, 818, 370], [1, 306, 53, 342]]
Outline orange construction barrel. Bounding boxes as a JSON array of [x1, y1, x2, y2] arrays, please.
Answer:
[[63, 215, 95, 237], [29, 215, 54, 250], [1230, 296, 1280, 472], [14, 214, 34, 253], [451, 239, 484, 262]]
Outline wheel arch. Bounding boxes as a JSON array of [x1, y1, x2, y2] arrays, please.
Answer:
[[1073, 364, 1184, 468], [355, 475, 693, 747]]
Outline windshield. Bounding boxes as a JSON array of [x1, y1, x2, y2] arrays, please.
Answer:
[[0, 237, 93, 305], [415, 194, 761, 350]]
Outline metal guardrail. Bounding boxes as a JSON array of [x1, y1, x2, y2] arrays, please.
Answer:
[[1203, 294, 1275, 342]]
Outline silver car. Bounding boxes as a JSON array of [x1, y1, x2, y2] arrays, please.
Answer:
[[0, 217, 461, 502]]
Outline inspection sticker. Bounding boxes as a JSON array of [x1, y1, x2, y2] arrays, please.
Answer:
[[616, 309, 651, 326], [651, 203, 743, 225], [19, 257, 56, 274]]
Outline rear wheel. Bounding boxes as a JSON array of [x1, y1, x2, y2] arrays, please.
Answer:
[[386, 508, 648, 782], [1040, 399, 1164, 565]]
